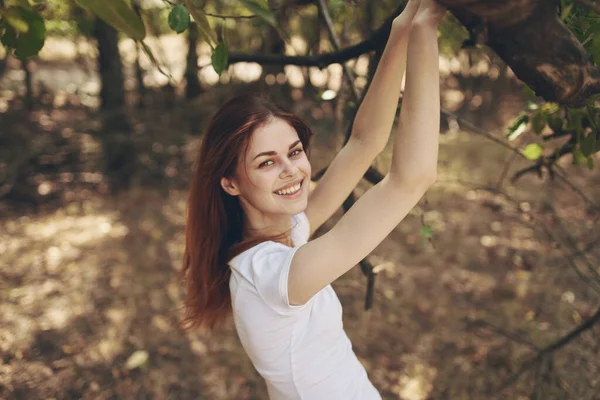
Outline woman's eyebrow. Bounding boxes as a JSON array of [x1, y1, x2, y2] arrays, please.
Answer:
[[252, 140, 302, 160]]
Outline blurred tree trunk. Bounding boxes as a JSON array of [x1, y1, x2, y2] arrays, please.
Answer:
[[261, 0, 285, 81], [93, 19, 125, 118], [185, 23, 202, 99], [93, 18, 135, 189], [134, 43, 146, 108], [133, 0, 147, 108]]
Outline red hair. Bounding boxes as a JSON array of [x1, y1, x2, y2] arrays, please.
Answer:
[[182, 93, 314, 331]]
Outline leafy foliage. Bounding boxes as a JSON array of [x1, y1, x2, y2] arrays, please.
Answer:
[[507, 98, 599, 172], [500, 0, 600, 173], [211, 41, 228, 76], [168, 4, 190, 34], [0, 4, 45, 59], [74, 0, 146, 41]]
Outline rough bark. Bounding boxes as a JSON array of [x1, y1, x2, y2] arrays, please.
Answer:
[[438, 0, 600, 106]]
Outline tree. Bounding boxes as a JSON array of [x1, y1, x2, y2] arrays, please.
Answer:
[[93, 18, 125, 115], [185, 23, 202, 99]]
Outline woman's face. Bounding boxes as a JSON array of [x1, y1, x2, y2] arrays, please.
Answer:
[[221, 117, 311, 219]]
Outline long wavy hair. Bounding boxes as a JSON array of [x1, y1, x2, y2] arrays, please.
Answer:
[[182, 93, 314, 331]]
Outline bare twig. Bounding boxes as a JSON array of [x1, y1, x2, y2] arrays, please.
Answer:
[[449, 180, 600, 294], [552, 166, 598, 211], [317, 0, 360, 101], [228, 4, 398, 68], [499, 306, 600, 390], [465, 318, 540, 350], [441, 109, 525, 157], [495, 151, 520, 189], [549, 209, 600, 282], [203, 12, 257, 19]]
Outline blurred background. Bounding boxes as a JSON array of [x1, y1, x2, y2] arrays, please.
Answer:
[[1, 0, 599, 399]]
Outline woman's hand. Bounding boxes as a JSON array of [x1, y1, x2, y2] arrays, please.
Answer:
[[392, 0, 422, 33], [411, 0, 446, 29]]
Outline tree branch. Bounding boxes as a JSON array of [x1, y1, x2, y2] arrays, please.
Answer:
[[499, 306, 600, 390], [316, 0, 360, 100], [438, 0, 600, 106], [229, 6, 394, 68], [465, 317, 541, 350]]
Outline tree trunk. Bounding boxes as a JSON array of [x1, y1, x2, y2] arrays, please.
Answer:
[[133, 0, 147, 108], [438, 0, 600, 106], [93, 19, 126, 115], [185, 23, 202, 99], [261, 0, 286, 80], [93, 18, 135, 189]]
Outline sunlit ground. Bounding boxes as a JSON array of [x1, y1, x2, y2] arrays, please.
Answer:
[[1, 35, 600, 399], [1, 133, 599, 398]]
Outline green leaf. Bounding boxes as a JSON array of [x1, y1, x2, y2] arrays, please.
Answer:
[[560, 3, 573, 21], [419, 225, 433, 239], [3, 7, 46, 59], [523, 143, 543, 160], [240, 0, 277, 26], [522, 84, 537, 99], [2, 7, 29, 33], [546, 113, 563, 132], [531, 112, 546, 135], [329, 1, 346, 10], [507, 114, 529, 141], [566, 108, 583, 133], [211, 42, 228, 76], [591, 34, 600, 65], [1, 23, 19, 49], [572, 148, 586, 165], [75, 0, 146, 41], [168, 4, 190, 34], [587, 156, 594, 170], [580, 132, 597, 157], [184, 0, 217, 48]]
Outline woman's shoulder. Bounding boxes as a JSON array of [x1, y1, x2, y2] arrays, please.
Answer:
[[229, 240, 290, 271]]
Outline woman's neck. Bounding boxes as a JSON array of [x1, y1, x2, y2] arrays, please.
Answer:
[[241, 212, 293, 247]]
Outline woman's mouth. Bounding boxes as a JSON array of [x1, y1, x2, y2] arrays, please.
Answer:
[[274, 179, 304, 197]]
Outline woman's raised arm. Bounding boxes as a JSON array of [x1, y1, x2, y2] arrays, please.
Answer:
[[289, 0, 446, 306], [304, 0, 421, 235]]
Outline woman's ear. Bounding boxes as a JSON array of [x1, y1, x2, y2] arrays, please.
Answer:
[[220, 176, 240, 196]]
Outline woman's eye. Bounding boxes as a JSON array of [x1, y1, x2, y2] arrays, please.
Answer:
[[259, 160, 274, 168], [290, 148, 303, 157]]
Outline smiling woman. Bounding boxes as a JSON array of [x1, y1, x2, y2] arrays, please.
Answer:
[[220, 118, 311, 227], [182, 1, 445, 398]]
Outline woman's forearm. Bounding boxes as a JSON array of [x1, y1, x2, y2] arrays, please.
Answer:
[[350, 26, 410, 151], [389, 22, 440, 183]]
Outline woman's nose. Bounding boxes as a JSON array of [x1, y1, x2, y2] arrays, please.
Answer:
[[280, 158, 298, 178]]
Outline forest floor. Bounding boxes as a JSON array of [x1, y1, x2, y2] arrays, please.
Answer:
[[1, 37, 600, 400]]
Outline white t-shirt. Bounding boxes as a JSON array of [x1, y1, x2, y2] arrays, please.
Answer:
[[229, 212, 381, 400]]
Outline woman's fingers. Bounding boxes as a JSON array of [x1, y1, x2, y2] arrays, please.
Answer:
[[413, 0, 447, 28], [392, 0, 422, 31]]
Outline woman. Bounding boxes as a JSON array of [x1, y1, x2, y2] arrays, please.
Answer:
[[182, 0, 445, 398]]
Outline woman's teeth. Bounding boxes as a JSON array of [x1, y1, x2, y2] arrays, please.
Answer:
[[276, 181, 302, 195]]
